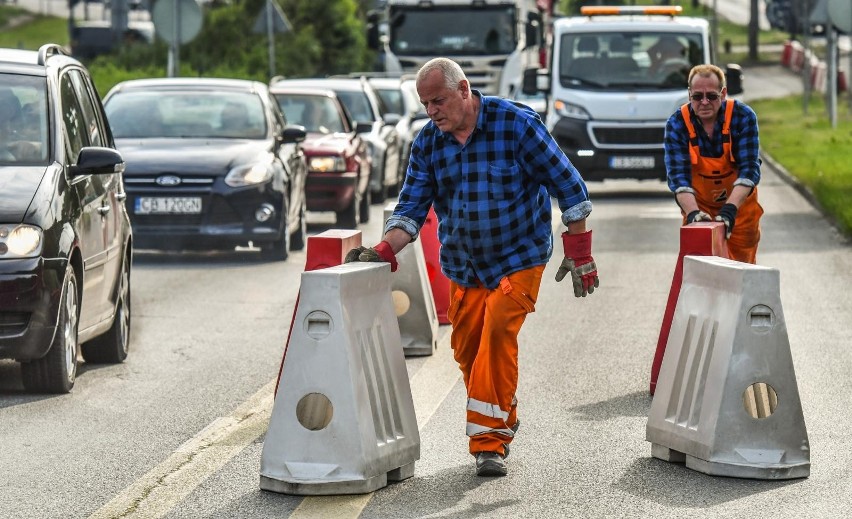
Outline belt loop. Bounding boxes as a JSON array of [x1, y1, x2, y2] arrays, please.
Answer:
[[499, 277, 512, 295]]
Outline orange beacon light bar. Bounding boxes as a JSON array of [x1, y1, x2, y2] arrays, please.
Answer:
[[580, 6, 683, 16]]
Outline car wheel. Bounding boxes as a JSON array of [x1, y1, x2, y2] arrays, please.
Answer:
[[337, 192, 360, 229], [290, 199, 307, 251], [261, 233, 290, 261], [359, 185, 371, 224], [21, 265, 79, 393], [261, 199, 290, 261], [371, 152, 387, 204], [82, 252, 131, 364]]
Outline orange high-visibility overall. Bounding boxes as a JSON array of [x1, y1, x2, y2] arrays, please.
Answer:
[[447, 265, 545, 456], [680, 101, 763, 263]]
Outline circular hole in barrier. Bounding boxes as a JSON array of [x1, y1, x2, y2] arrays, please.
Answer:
[[392, 290, 411, 317], [296, 392, 333, 430], [743, 382, 778, 419]]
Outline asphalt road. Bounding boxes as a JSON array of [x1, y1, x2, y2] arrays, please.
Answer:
[[2, 5, 851, 519]]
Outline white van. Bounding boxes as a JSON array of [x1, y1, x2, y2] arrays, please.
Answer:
[[524, 5, 742, 181]]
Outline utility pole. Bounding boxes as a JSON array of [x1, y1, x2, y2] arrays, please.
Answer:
[[748, 0, 759, 61]]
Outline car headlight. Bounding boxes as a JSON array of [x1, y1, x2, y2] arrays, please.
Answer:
[[308, 156, 346, 173], [554, 99, 591, 120], [0, 224, 43, 258], [224, 162, 274, 187]]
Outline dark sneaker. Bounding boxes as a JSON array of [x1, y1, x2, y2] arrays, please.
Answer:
[[502, 419, 521, 459], [475, 451, 508, 477]]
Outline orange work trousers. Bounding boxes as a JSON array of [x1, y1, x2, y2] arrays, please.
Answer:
[[447, 265, 545, 456]]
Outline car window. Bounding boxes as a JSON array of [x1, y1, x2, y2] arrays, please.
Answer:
[[106, 90, 268, 139], [60, 73, 88, 161], [68, 69, 104, 147], [274, 94, 345, 134], [334, 90, 375, 124], [0, 74, 49, 164]]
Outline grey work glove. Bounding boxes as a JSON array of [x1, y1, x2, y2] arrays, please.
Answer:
[[715, 203, 738, 239], [344, 241, 398, 271], [686, 209, 712, 224]]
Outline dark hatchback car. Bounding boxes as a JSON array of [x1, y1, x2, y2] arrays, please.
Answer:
[[0, 44, 133, 393], [103, 78, 308, 260], [270, 87, 373, 228]]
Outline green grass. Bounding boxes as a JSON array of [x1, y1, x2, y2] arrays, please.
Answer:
[[0, 13, 68, 49], [750, 95, 852, 236]]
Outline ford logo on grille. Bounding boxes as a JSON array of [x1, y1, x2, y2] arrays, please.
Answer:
[[156, 175, 181, 186]]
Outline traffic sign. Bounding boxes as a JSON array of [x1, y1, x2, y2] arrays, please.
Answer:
[[828, 0, 852, 33], [152, 0, 203, 45]]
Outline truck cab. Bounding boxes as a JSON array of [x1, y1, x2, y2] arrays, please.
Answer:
[[524, 5, 742, 182]]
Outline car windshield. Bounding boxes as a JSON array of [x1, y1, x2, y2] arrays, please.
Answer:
[[105, 90, 267, 139], [0, 74, 49, 164], [558, 32, 703, 90], [274, 94, 345, 134]]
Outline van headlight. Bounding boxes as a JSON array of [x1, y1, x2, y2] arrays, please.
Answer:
[[225, 162, 274, 187], [554, 100, 591, 120], [0, 224, 43, 258]]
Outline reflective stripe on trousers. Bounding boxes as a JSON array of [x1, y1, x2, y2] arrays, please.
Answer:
[[447, 265, 544, 456]]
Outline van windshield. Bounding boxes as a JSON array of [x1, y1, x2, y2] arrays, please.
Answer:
[[558, 32, 703, 90]]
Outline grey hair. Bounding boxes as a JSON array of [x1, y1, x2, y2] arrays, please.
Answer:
[[416, 58, 469, 92]]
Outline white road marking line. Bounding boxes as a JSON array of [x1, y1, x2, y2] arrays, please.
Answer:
[[87, 380, 276, 519], [88, 331, 459, 519]]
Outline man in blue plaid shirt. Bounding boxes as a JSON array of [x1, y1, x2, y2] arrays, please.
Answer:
[[346, 58, 598, 477]]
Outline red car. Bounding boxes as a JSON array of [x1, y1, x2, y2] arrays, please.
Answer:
[[270, 87, 372, 228]]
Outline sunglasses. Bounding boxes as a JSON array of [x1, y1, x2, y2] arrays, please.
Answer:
[[690, 91, 721, 102]]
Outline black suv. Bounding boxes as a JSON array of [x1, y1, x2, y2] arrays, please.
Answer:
[[0, 44, 133, 393]]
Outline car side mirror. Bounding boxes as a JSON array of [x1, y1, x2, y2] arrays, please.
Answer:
[[354, 121, 374, 134], [70, 147, 125, 176], [281, 125, 307, 144]]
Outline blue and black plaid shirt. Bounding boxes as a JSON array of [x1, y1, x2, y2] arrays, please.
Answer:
[[664, 99, 761, 194], [385, 91, 591, 289]]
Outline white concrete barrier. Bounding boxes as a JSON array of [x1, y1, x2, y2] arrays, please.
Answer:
[[260, 263, 420, 495], [383, 202, 439, 357], [646, 256, 810, 479]]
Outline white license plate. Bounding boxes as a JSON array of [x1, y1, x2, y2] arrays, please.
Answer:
[[610, 156, 655, 169], [135, 197, 202, 215]]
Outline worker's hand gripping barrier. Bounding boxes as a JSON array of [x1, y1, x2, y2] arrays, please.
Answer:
[[261, 263, 420, 495], [420, 206, 450, 324], [382, 202, 439, 356], [275, 230, 363, 398], [650, 222, 729, 395], [646, 256, 809, 479]]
